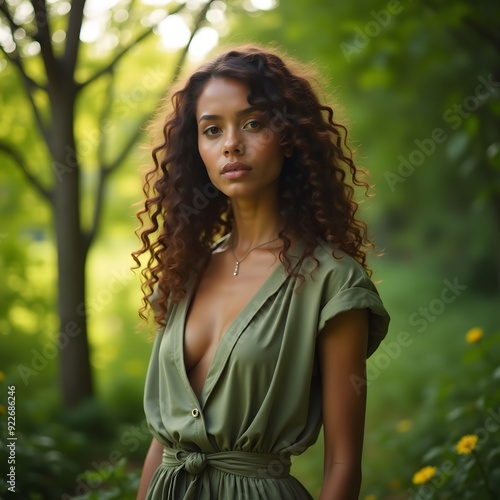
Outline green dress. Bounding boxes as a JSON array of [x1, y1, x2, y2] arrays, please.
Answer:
[[143, 239, 390, 499]]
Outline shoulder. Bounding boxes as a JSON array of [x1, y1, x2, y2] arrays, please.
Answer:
[[300, 240, 374, 292], [297, 239, 390, 357]]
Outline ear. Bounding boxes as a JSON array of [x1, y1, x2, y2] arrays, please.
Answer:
[[284, 147, 293, 158]]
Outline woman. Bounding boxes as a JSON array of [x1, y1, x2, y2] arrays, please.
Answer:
[[134, 46, 390, 500]]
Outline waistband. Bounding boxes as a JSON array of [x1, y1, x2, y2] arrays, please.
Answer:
[[159, 447, 291, 499]]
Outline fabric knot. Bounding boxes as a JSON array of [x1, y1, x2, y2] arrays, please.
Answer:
[[183, 452, 206, 475]]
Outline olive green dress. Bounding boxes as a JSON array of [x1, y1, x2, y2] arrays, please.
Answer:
[[143, 239, 390, 499]]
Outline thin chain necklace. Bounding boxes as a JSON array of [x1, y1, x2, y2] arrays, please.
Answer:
[[230, 236, 280, 276]]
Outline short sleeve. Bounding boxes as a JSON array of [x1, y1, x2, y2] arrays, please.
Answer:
[[148, 285, 159, 311], [315, 251, 390, 358]]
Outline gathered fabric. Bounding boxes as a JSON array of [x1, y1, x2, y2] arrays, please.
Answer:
[[160, 447, 291, 500]]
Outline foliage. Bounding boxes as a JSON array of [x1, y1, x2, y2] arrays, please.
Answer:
[[0, 375, 82, 498], [0, 366, 148, 499], [72, 458, 141, 500], [360, 327, 500, 499]]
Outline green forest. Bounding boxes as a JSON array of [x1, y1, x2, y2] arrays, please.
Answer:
[[1, 0, 499, 498]]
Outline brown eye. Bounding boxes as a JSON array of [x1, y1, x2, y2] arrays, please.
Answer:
[[244, 120, 261, 130], [203, 126, 221, 136]]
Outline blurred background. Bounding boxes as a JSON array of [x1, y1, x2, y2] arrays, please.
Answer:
[[0, 0, 499, 498]]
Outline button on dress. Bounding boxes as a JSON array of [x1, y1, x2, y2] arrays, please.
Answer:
[[143, 239, 390, 499]]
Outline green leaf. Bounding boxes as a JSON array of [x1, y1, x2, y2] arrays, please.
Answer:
[[447, 406, 465, 421], [488, 447, 500, 466], [446, 132, 469, 160], [422, 445, 445, 462]]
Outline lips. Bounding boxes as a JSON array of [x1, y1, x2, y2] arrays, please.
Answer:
[[221, 161, 252, 174]]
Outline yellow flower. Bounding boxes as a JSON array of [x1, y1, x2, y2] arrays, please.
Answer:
[[466, 327, 483, 344], [456, 434, 478, 455], [0, 371, 5, 382], [0, 404, 5, 415], [364, 496, 377, 500], [396, 419, 412, 433], [412, 465, 437, 485]]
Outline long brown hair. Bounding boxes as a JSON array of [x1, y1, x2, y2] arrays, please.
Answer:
[[132, 45, 372, 325]]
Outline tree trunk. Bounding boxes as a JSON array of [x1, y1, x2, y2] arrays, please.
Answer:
[[50, 81, 94, 408]]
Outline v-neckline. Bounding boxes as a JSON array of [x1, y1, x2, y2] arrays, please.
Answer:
[[174, 238, 305, 409]]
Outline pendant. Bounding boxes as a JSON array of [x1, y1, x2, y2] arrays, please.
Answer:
[[233, 261, 240, 276]]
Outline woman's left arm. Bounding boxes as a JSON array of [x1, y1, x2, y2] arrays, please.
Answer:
[[318, 308, 369, 500]]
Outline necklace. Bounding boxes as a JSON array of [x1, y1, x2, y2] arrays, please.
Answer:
[[230, 236, 280, 276]]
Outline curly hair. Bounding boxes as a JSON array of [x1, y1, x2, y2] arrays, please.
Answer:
[[132, 45, 373, 325]]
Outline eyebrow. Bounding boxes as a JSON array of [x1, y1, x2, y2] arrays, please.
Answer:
[[198, 106, 259, 123]]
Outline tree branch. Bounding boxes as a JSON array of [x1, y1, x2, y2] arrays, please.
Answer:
[[0, 141, 53, 203], [420, 0, 500, 51], [77, 27, 153, 91], [0, 46, 50, 145], [104, 112, 150, 175], [83, 167, 107, 250], [0, 1, 35, 38], [30, 0, 58, 79], [464, 16, 500, 51], [0, 5, 45, 90], [84, 0, 215, 244], [86, 71, 116, 246], [77, 2, 187, 92], [125, 0, 138, 15], [98, 75, 115, 166], [100, 0, 215, 175], [0, 42, 44, 90], [171, 0, 215, 84], [63, 0, 85, 76]]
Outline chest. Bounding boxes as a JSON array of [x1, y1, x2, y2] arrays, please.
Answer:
[[182, 249, 280, 380]]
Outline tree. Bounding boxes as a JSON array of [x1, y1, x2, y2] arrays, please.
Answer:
[[0, 0, 219, 408]]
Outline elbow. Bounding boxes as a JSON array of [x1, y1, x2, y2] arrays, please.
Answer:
[[320, 461, 362, 500]]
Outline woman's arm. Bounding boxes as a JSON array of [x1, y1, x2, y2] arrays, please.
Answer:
[[137, 438, 164, 500], [318, 308, 369, 500]]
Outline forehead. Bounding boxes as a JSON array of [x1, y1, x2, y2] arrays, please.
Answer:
[[196, 77, 251, 118]]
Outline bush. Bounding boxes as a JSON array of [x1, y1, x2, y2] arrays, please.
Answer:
[[363, 327, 500, 499], [70, 458, 141, 500]]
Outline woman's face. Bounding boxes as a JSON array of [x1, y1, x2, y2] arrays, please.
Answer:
[[196, 77, 285, 200]]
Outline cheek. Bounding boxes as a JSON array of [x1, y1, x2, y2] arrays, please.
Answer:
[[252, 131, 284, 162], [198, 140, 215, 167], [198, 142, 221, 185]]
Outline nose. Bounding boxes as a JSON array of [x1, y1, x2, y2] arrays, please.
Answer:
[[223, 128, 244, 156]]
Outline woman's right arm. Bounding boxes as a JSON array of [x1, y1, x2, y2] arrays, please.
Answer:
[[137, 438, 164, 500]]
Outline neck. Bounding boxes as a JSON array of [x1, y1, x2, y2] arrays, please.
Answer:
[[229, 195, 281, 252]]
